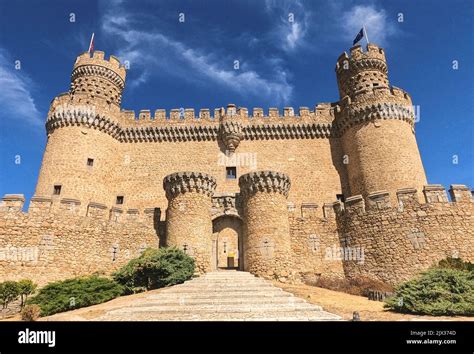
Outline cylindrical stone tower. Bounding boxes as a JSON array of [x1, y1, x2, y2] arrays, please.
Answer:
[[35, 50, 127, 211], [163, 172, 217, 274], [238, 171, 292, 280], [335, 43, 427, 202]]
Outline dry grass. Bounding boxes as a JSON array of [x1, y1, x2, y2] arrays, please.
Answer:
[[304, 275, 393, 297]]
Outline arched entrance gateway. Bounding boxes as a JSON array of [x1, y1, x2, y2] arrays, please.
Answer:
[[212, 215, 243, 270], [163, 171, 292, 277]]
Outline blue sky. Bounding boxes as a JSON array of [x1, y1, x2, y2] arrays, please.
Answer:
[[0, 0, 473, 203]]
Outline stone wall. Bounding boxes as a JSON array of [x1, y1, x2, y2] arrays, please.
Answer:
[[288, 202, 345, 282], [337, 185, 474, 284], [0, 195, 159, 286]]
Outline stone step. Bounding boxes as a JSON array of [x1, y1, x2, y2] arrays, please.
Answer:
[[62, 271, 342, 321], [158, 287, 283, 294], [130, 297, 307, 306], [197, 275, 258, 279], [184, 279, 268, 285], [106, 302, 321, 314], [145, 292, 292, 300], [99, 310, 340, 321]]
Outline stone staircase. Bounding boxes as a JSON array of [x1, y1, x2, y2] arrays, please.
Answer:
[[97, 271, 341, 321]]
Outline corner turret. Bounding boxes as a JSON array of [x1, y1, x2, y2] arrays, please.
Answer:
[[70, 51, 127, 107], [335, 43, 427, 203]]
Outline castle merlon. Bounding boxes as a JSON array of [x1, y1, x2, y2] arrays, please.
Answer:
[[73, 51, 126, 80]]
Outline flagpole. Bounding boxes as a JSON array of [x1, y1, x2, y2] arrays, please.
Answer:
[[88, 33, 95, 53], [363, 26, 369, 45]]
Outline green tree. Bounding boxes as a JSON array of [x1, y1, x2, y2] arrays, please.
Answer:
[[17, 279, 37, 308], [113, 247, 195, 294], [0, 281, 20, 309]]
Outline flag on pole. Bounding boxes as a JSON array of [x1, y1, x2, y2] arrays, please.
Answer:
[[88, 33, 95, 53], [353, 28, 364, 45]]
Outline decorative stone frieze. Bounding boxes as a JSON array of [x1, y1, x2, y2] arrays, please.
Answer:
[[71, 65, 125, 90], [239, 171, 291, 198], [163, 172, 217, 200]]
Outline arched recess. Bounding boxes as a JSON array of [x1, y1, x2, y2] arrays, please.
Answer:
[[211, 214, 243, 271]]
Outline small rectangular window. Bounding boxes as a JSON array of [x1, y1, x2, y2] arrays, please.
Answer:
[[87, 158, 94, 166], [226, 167, 237, 179], [53, 185, 62, 195], [116, 196, 124, 205]]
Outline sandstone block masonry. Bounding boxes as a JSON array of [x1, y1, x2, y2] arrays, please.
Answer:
[[0, 43, 472, 286], [239, 171, 293, 280], [164, 172, 216, 274], [0, 195, 158, 286]]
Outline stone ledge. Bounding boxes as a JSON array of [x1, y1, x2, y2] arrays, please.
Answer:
[[2, 194, 25, 202], [60, 198, 81, 205], [31, 195, 53, 203], [88, 202, 107, 209]]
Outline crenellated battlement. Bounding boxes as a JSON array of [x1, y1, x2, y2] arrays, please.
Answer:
[[117, 103, 336, 124], [285, 184, 473, 220], [339, 184, 472, 217], [0, 194, 160, 225], [336, 43, 386, 69], [73, 51, 126, 81], [44, 101, 337, 142], [239, 170, 291, 198]]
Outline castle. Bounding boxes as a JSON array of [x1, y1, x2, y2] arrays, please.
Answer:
[[0, 43, 472, 286]]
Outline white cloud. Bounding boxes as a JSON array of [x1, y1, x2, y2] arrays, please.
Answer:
[[265, 0, 309, 52], [342, 5, 397, 46], [0, 49, 42, 126], [99, 3, 293, 104]]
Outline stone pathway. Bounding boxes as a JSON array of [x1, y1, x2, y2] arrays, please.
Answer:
[[92, 271, 341, 321]]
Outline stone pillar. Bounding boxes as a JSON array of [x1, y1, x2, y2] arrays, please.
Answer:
[[163, 172, 216, 274], [423, 184, 448, 203], [238, 171, 292, 280], [449, 184, 472, 203], [87, 202, 107, 219]]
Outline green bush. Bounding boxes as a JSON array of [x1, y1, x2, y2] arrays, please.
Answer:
[[437, 257, 474, 272], [0, 281, 20, 309], [17, 279, 37, 308], [384, 268, 474, 316], [113, 247, 195, 294], [27, 276, 124, 316]]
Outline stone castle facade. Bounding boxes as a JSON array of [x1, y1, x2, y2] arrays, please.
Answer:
[[0, 43, 472, 286]]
